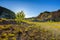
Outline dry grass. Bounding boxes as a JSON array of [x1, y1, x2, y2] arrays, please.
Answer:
[[0, 20, 60, 40]]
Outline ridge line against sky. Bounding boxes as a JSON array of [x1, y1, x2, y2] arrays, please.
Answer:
[[0, 0, 60, 18]]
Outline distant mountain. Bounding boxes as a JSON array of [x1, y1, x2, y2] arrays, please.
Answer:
[[37, 10, 60, 21]]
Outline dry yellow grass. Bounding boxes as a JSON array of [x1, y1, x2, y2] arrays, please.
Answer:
[[0, 20, 60, 40]]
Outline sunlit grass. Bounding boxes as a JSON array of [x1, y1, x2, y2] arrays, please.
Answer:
[[0, 20, 60, 40]]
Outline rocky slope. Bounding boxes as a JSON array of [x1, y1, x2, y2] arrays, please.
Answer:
[[37, 10, 60, 21]]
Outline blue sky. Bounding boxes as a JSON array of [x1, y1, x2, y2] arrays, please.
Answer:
[[0, 0, 60, 18]]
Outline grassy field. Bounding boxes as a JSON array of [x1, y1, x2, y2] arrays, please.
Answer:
[[0, 20, 60, 40]]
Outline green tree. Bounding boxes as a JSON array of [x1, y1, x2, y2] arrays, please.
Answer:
[[16, 11, 25, 23]]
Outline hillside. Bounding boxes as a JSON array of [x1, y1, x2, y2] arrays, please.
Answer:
[[0, 6, 16, 19], [37, 10, 60, 22], [0, 6, 60, 40], [0, 20, 60, 40]]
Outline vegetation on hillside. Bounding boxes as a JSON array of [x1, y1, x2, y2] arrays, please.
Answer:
[[37, 10, 60, 22], [0, 6, 16, 19], [0, 6, 60, 40], [0, 20, 60, 40]]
